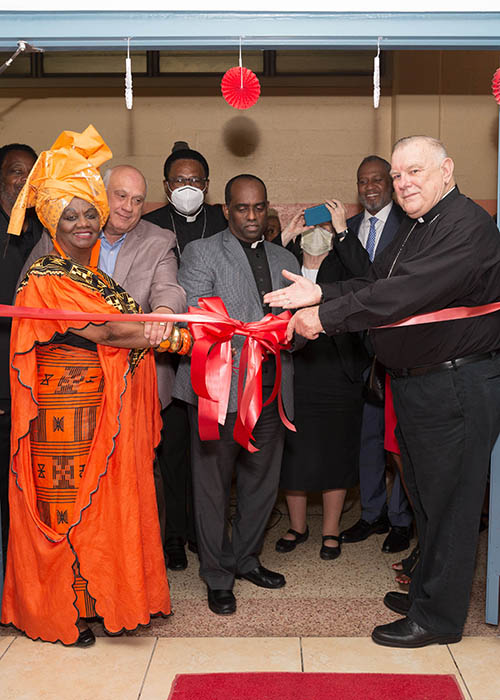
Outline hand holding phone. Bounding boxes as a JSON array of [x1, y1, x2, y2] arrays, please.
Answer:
[[303, 204, 331, 227]]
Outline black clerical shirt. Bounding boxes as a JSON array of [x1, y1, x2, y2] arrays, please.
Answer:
[[143, 202, 226, 259], [237, 236, 276, 386], [318, 187, 500, 369]]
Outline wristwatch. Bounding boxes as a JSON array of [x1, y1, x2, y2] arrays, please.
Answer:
[[336, 228, 348, 242]]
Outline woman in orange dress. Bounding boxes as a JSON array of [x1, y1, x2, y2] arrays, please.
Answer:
[[1, 126, 188, 646]]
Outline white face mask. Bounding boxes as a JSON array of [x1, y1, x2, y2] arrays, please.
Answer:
[[300, 226, 333, 256], [168, 185, 205, 216]]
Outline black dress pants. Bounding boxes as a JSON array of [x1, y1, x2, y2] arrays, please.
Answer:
[[188, 402, 285, 590], [156, 399, 196, 547], [391, 354, 500, 634]]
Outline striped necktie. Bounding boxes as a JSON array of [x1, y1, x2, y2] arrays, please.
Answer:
[[366, 216, 378, 261]]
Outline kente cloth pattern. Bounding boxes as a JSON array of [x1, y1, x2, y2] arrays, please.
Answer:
[[18, 255, 148, 373], [32, 344, 103, 617], [1, 254, 169, 645], [8, 124, 111, 239]]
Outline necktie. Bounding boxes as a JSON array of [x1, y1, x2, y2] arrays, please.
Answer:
[[366, 216, 378, 261]]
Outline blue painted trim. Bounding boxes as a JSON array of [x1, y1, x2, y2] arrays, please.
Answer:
[[1, 12, 500, 50]]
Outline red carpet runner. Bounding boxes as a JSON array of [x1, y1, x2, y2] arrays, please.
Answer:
[[167, 672, 464, 699]]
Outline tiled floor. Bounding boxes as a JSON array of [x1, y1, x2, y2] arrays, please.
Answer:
[[1, 634, 500, 699], [1, 497, 498, 698]]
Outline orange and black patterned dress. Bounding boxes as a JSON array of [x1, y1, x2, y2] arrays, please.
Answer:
[[1, 255, 170, 644]]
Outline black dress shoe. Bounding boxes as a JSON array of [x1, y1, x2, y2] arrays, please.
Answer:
[[207, 588, 236, 615], [275, 526, 309, 553], [340, 515, 389, 543], [236, 565, 286, 589], [320, 535, 341, 561], [165, 539, 188, 571], [383, 591, 411, 615], [382, 525, 412, 553], [76, 627, 96, 647], [372, 617, 462, 648]]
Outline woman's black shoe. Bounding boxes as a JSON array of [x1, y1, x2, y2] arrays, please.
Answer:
[[76, 626, 96, 647], [275, 526, 309, 553], [320, 535, 341, 560]]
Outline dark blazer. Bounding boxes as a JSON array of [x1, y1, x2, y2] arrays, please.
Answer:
[[173, 227, 301, 418], [346, 201, 405, 358], [347, 201, 405, 257], [305, 230, 371, 382]]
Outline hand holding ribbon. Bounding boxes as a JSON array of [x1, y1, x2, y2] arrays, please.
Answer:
[[188, 297, 295, 453], [0, 297, 295, 452]]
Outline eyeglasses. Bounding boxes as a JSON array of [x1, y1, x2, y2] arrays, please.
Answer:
[[168, 177, 207, 188]]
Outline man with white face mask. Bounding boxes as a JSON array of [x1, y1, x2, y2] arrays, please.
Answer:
[[143, 144, 227, 259], [143, 144, 227, 571]]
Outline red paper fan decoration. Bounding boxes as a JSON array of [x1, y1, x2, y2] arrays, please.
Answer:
[[221, 66, 261, 110], [492, 68, 500, 105]]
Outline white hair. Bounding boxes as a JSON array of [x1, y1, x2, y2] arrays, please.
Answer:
[[101, 165, 147, 196], [392, 136, 449, 165]]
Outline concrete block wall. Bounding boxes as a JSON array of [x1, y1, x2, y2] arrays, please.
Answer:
[[0, 91, 498, 220]]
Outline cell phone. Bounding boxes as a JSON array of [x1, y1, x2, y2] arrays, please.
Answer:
[[303, 204, 331, 227]]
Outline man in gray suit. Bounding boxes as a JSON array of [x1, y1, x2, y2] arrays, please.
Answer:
[[173, 174, 301, 615], [20, 165, 186, 544]]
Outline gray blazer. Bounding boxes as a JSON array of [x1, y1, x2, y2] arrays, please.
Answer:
[[173, 227, 301, 419], [20, 219, 186, 408]]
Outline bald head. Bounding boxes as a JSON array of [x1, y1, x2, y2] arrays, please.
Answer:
[[103, 165, 147, 239]]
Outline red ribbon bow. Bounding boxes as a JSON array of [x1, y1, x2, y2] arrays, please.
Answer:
[[188, 297, 295, 452]]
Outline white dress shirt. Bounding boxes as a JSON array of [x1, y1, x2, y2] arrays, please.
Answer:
[[357, 201, 394, 256]]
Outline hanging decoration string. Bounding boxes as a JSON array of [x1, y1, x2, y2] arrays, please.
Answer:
[[125, 37, 133, 110], [0, 41, 44, 76], [373, 37, 381, 109], [221, 35, 261, 110], [239, 36, 243, 88]]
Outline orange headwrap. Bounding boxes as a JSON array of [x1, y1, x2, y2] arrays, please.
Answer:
[[8, 125, 112, 265]]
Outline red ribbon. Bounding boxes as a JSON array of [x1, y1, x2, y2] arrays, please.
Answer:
[[5, 296, 500, 450], [188, 297, 294, 453], [0, 298, 293, 452], [378, 300, 500, 329]]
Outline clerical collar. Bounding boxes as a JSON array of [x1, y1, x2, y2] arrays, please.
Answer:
[[237, 235, 265, 249], [417, 185, 459, 223], [172, 203, 204, 223]]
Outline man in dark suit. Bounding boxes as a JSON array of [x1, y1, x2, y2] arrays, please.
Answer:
[[143, 143, 227, 571], [337, 156, 413, 554], [173, 174, 300, 615]]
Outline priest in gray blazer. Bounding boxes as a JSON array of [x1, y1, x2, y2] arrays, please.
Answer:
[[173, 174, 301, 615]]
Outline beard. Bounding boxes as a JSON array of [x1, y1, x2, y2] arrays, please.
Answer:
[[0, 181, 22, 209]]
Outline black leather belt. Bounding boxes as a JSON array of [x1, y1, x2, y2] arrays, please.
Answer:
[[387, 350, 500, 378]]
